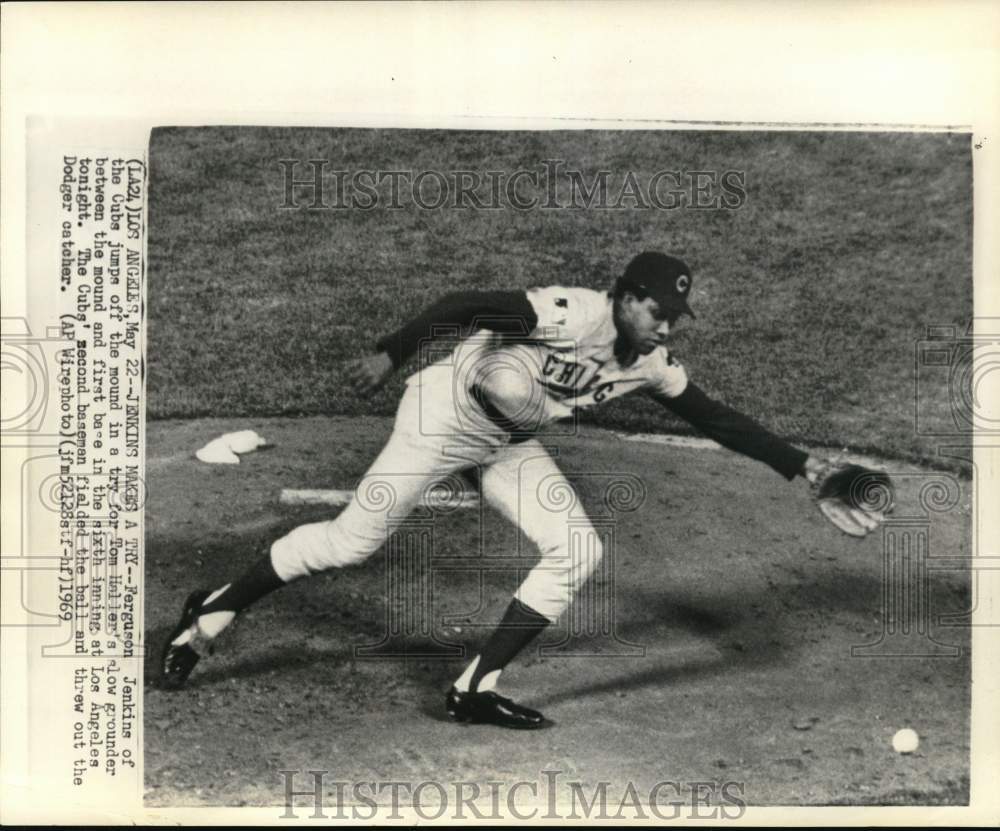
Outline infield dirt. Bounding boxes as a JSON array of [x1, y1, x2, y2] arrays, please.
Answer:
[[143, 416, 971, 808]]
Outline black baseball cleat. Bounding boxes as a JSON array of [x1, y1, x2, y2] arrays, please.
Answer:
[[445, 686, 549, 729], [160, 589, 211, 691]]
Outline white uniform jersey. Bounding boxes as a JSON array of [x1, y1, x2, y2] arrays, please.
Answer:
[[274, 286, 692, 623], [409, 285, 689, 430]]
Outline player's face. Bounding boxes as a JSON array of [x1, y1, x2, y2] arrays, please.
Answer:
[[616, 294, 678, 354]]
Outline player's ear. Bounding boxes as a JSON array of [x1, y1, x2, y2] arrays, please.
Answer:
[[619, 289, 638, 309]]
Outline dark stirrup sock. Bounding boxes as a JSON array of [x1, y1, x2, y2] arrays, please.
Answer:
[[468, 599, 551, 692], [199, 554, 286, 615]]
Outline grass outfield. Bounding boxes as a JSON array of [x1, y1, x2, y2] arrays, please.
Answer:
[[147, 128, 972, 468]]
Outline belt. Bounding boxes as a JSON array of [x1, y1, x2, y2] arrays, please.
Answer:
[[468, 383, 534, 444]]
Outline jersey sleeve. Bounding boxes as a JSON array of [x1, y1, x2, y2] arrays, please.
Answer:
[[645, 347, 689, 398], [375, 290, 538, 369], [650, 380, 809, 480], [525, 286, 601, 343]]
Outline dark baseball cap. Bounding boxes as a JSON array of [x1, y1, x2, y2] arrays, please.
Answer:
[[621, 251, 695, 319]]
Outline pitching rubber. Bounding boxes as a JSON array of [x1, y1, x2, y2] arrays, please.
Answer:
[[279, 488, 479, 509]]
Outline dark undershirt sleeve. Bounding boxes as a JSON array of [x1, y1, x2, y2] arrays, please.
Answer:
[[650, 382, 808, 480], [375, 290, 538, 370]]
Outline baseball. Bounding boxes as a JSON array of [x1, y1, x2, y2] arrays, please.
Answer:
[[892, 728, 920, 754]]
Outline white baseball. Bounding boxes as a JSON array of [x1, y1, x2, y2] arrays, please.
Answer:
[[892, 728, 919, 754]]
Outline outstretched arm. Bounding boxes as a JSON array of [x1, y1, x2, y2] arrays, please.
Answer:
[[651, 383, 891, 537], [345, 290, 538, 395], [377, 290, 537, 369], [649, 382, 816, 480]]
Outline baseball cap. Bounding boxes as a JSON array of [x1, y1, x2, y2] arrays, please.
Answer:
[[621, 251, 695, 319]]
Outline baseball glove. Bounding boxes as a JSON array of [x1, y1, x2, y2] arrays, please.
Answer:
[[808, 461, 894, 538]]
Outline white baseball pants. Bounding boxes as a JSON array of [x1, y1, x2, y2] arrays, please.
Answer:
[[269, 382, 603, 622]]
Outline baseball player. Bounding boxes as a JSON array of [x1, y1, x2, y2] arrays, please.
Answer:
[[161, 251, 890, 729]]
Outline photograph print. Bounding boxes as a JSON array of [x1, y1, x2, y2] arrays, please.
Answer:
[[143, 125, 973, 814]]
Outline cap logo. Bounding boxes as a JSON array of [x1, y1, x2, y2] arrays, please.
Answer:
[[676, 274, 690, 293]]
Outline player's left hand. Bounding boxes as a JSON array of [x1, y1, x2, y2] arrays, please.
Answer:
[[344, 352, 394, 396], [805, 456, 894, 538]]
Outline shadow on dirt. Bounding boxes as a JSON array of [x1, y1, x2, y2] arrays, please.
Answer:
[[145, 533, 886, 698]]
